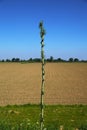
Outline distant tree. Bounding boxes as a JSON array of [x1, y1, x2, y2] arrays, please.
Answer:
[[2, 59, 4, 62], [69, 58, 73, 62], [57, 58, 63, 62], [29, 58, 33, 62], [15, 58, 20, 62], [81, 60, 87, 62], [74, 58, 79, 62], [12, 58, 16, 62], [32, 58, 41, 62], [21, 59, 26, 62], [50, 56, 54, 62], [27, 58, 32, 62], [46, 58, 50, 62], [6, 59, 10, 62], [11, 58, 20, 62]]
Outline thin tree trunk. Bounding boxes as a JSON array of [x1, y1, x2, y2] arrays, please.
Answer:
[[39, 21, 46, 130]]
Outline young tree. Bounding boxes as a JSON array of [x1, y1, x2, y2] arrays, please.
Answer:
[[39, 21, 46, 130]]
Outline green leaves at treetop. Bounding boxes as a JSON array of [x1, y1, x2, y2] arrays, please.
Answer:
[[39, 21, 46, 38]]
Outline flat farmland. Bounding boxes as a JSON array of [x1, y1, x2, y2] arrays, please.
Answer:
[[0, 63, 87, 106]]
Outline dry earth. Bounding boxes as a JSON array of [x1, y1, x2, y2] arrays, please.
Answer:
[[0, 63, 87, 106]]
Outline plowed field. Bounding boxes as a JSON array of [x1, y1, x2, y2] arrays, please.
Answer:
[[0, 63, 87, 106]]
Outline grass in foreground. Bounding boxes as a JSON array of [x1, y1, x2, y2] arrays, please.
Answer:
[[0, 104, 87, 130]]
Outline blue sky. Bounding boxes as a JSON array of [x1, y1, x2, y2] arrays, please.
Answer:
[[0, 0, 87, 60]]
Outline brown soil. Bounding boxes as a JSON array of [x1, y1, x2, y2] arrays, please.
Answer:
[[0, 63, 87, 106]]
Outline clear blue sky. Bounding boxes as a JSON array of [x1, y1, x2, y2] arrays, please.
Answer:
[[0, 0, 87, 60]]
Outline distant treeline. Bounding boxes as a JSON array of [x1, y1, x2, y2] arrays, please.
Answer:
[[0, 56, 87, 63]]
